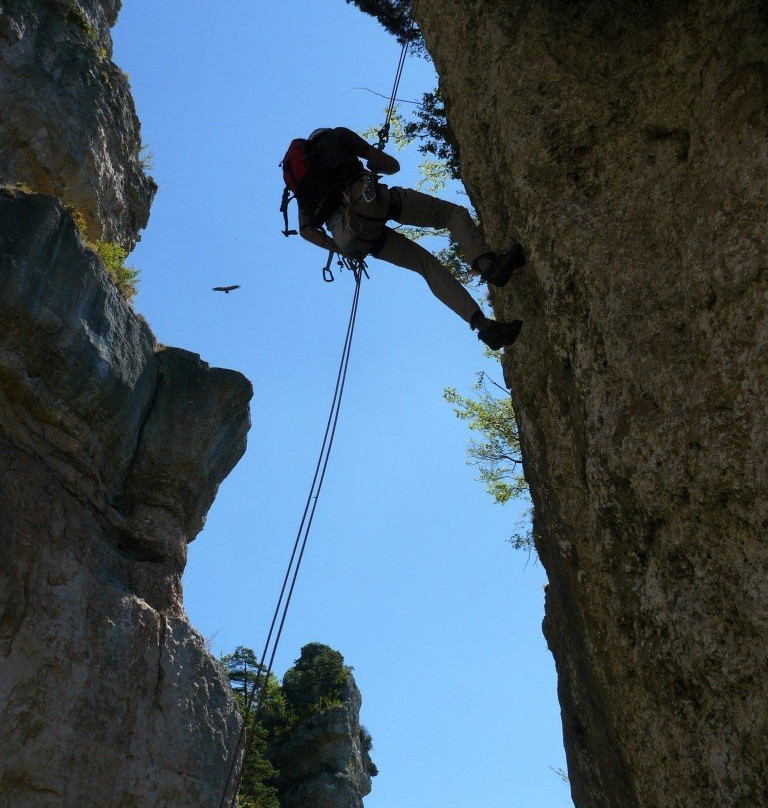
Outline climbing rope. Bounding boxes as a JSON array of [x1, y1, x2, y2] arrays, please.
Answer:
[[219, 5, 420, 804], [377, 0, 421, 150], [218, 259, 366, 808]]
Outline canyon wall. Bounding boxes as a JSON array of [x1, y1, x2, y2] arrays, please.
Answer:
[[0, 1, 250, 804], [415, 2, 768, 807], [0, 188, 251, 807]]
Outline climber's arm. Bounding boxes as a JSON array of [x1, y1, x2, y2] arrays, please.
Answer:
[[299, 209, 336, 251], [364, 146, 400, 175]]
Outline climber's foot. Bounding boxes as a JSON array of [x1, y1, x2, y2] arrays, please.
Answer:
[[476, 319, 523, 350], [478, 242, 526, 287]]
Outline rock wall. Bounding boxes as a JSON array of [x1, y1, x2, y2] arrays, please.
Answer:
[[270, 673, 375, 808], [0, 0, 155, 249], [415, 2, 768, 807], [0, 189, 251, 806]]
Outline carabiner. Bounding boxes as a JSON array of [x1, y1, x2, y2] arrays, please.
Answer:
[[322, 249, 335, 282]]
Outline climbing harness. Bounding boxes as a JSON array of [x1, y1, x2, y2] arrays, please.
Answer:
[[325, 176, 382, 259], [220, 6, 419, 806]]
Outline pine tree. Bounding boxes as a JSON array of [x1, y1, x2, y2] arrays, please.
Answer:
[[343, 0, 423, 48]]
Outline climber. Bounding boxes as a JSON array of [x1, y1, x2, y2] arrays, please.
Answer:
[[287, 126, 526, 350]]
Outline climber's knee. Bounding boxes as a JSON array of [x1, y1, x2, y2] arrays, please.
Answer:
[[387, 188, 403, 221]]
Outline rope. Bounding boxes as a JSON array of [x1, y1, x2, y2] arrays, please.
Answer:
[[218, 262, 366, 808], [219, 4, 419, 802], [377, 0, 421, 150]]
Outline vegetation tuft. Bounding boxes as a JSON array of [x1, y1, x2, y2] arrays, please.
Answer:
[[67, 204, 139, 301], [65, 2, 97, 42], [343, 0, 425, 51], [91, 241, 139, 301]]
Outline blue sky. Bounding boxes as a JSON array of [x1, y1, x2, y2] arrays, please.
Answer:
[[112, 2, 573, 806]]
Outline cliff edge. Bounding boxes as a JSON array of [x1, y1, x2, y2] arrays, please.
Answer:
[[416, 2, 768, 807]]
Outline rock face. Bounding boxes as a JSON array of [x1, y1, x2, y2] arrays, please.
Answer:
[[270, 674, 375, 808], [415, 2, 768, 807], [0, 189, 252, 806], [0, 0, 155, 249]]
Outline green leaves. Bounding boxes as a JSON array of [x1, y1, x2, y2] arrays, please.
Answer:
[[91, 240, 139, 301], [281, 643, 349, 714], [66, 203, 140, 301], [403, 91, 462, 181], [444, 374, 536, 554], [444, 372, 527, 507]]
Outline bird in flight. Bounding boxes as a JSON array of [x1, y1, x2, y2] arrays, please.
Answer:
[[212, 285, 240, 293]]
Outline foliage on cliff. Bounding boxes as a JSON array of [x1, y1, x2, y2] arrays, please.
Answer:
[[280, 642, 349, 717], [222, 642, 362, 806], [66, 203, 140, 300], [444, 372, 526, 506], [343, 0, 424, 49]]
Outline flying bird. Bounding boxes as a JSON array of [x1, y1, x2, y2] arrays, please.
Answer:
[[212, 285, 240, 293]]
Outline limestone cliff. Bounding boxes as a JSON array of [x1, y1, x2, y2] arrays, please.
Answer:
[[0, 2, 250, 797], [269, 672, 375, 808], [0, 0, 155, 249], [414, 2, 768, 807], [0, 188, 251, 806]]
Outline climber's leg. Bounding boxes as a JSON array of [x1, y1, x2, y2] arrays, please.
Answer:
[[388, 187, 489, 266], [372, 226, 480, 323], [388, 186, 526, 287]]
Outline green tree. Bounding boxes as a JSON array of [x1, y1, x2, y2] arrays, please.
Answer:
[[236, 719, 280, 808], [220, 647, 280, 808], [443, 371, 526, 506], [281, 643, 349, 715], [444, 373, 535, 553], [403, 90, 462, 181], [221, 646, 262, 702], [343, 0, 425, 50]]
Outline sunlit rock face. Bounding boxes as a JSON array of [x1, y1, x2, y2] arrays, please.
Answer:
[[415, 2, 768, 807], [0, 189, 252, 806], [270, 673, 375, 808], [0, 0, 155, 249]]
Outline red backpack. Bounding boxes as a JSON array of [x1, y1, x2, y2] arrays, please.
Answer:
[[282, 139, 313, 195], [279, 133, 361, 236]]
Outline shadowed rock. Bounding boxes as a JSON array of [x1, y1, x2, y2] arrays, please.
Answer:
[[415, 2, 768, 807]]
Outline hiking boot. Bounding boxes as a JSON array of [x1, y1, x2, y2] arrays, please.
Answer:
[[476, 318, 523, 350], [476, 242, 526, 287]]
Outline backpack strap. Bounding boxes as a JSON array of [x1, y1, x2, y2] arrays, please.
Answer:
[[280, 187, 298, 237]]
